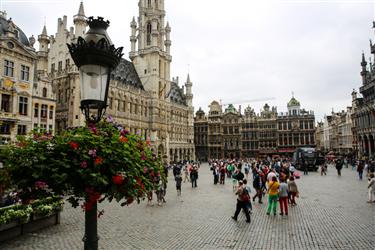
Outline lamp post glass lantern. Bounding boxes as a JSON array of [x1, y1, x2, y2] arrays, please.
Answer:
[[68, 16, 123, 124], [67, 16, 123, 250]]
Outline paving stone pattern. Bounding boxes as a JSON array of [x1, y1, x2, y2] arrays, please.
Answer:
[[1, 164, 374, 250]]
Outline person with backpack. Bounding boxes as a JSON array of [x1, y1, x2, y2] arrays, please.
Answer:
[[243, 179, 252, 212], [231, 180, 251, 223], [173, 164, 182, 177]]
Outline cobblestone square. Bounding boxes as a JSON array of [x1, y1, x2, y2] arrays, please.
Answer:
[[1, 164, 374, 250]]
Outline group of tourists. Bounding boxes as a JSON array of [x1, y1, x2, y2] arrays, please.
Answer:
[[209, 158, 301, 223], [146, 160, 201, 206]]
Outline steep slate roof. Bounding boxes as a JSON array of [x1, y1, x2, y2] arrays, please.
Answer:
[[0, 15, 30, 46], [111, 58, 144, 90], [196, 107, 205, 116], [167, 81, 187, 106]]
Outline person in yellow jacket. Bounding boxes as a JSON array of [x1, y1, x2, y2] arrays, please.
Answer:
[[266, 176, 280, 216]]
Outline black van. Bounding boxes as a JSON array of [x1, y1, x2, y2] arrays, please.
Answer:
[[292, 147, 318, 171]]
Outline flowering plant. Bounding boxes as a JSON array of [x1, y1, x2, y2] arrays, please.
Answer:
[[0, 205, 33, 225], [1, 119, 165, 212]]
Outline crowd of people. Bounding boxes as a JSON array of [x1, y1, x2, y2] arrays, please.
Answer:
[[208, 158, 301, 222], [145, 155, 375, 219]]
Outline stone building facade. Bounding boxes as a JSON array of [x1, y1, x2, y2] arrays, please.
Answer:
[[0, 11, 55, 145], [351, 35, 375, 158], [277, 98, 316, 154], [47, 1, 195, 162], [194, 97, 316, 160], [321, 109, 354, 155]]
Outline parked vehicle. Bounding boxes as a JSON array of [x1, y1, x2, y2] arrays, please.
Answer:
[[292, 147, 318, 171]]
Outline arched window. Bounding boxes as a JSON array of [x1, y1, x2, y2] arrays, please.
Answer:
[[148, 0, 152, 8], [42, 87, 47, 98], [146, 22, 152, 46], [155, 0, 158, 9]]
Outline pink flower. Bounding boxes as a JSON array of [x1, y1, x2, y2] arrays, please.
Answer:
[[120, 129, 129, 136], [88, 124, 97, 134], [143, 167, 148, 174], [141, 153, 146, 161], [35, 181, 47, 189], [81, 161, 88, 169], [88, 149, 97, 158]]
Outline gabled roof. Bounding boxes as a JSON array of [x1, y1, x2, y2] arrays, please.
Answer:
[[167, 81, 187, 106], [111, 59, 144, 90]]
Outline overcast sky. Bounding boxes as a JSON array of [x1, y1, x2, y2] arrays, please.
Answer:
[[2, 0, 374, 121]]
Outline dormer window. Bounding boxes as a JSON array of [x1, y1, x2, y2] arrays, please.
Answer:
[[14, 30, 19, 38]]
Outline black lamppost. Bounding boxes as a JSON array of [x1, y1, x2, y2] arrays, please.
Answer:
[[68, 16, 123, 123], [67, 16, 123, 250]]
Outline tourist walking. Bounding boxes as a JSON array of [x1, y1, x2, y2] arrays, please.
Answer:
[[302, 158, 308, 175], [278, 177, 288, 216], [335, 158, 343, 176], [175, 173, 182, 198], [243, 179, 252, 212], [288, 176, 299, 206], [321, 164, 327, 176], [357, 160, 364, 180], [220, 166, 226, 184], [190, 165, 198, 188], [244, 163, 250, 180], [183, 165, 190, 183], [212, 165, 219, 185], [231, 180, 251, 223], [252, 170, 263, 204], [367, 173, 375, 203], [266, 176, 279, 216]]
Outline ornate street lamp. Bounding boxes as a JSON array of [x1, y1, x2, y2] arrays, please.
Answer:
[[68, 16, 123, 124], [67, 16, 123, 250]]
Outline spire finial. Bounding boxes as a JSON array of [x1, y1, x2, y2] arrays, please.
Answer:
[[78, 1, 85, 16], [292, 91, 294, 98]]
